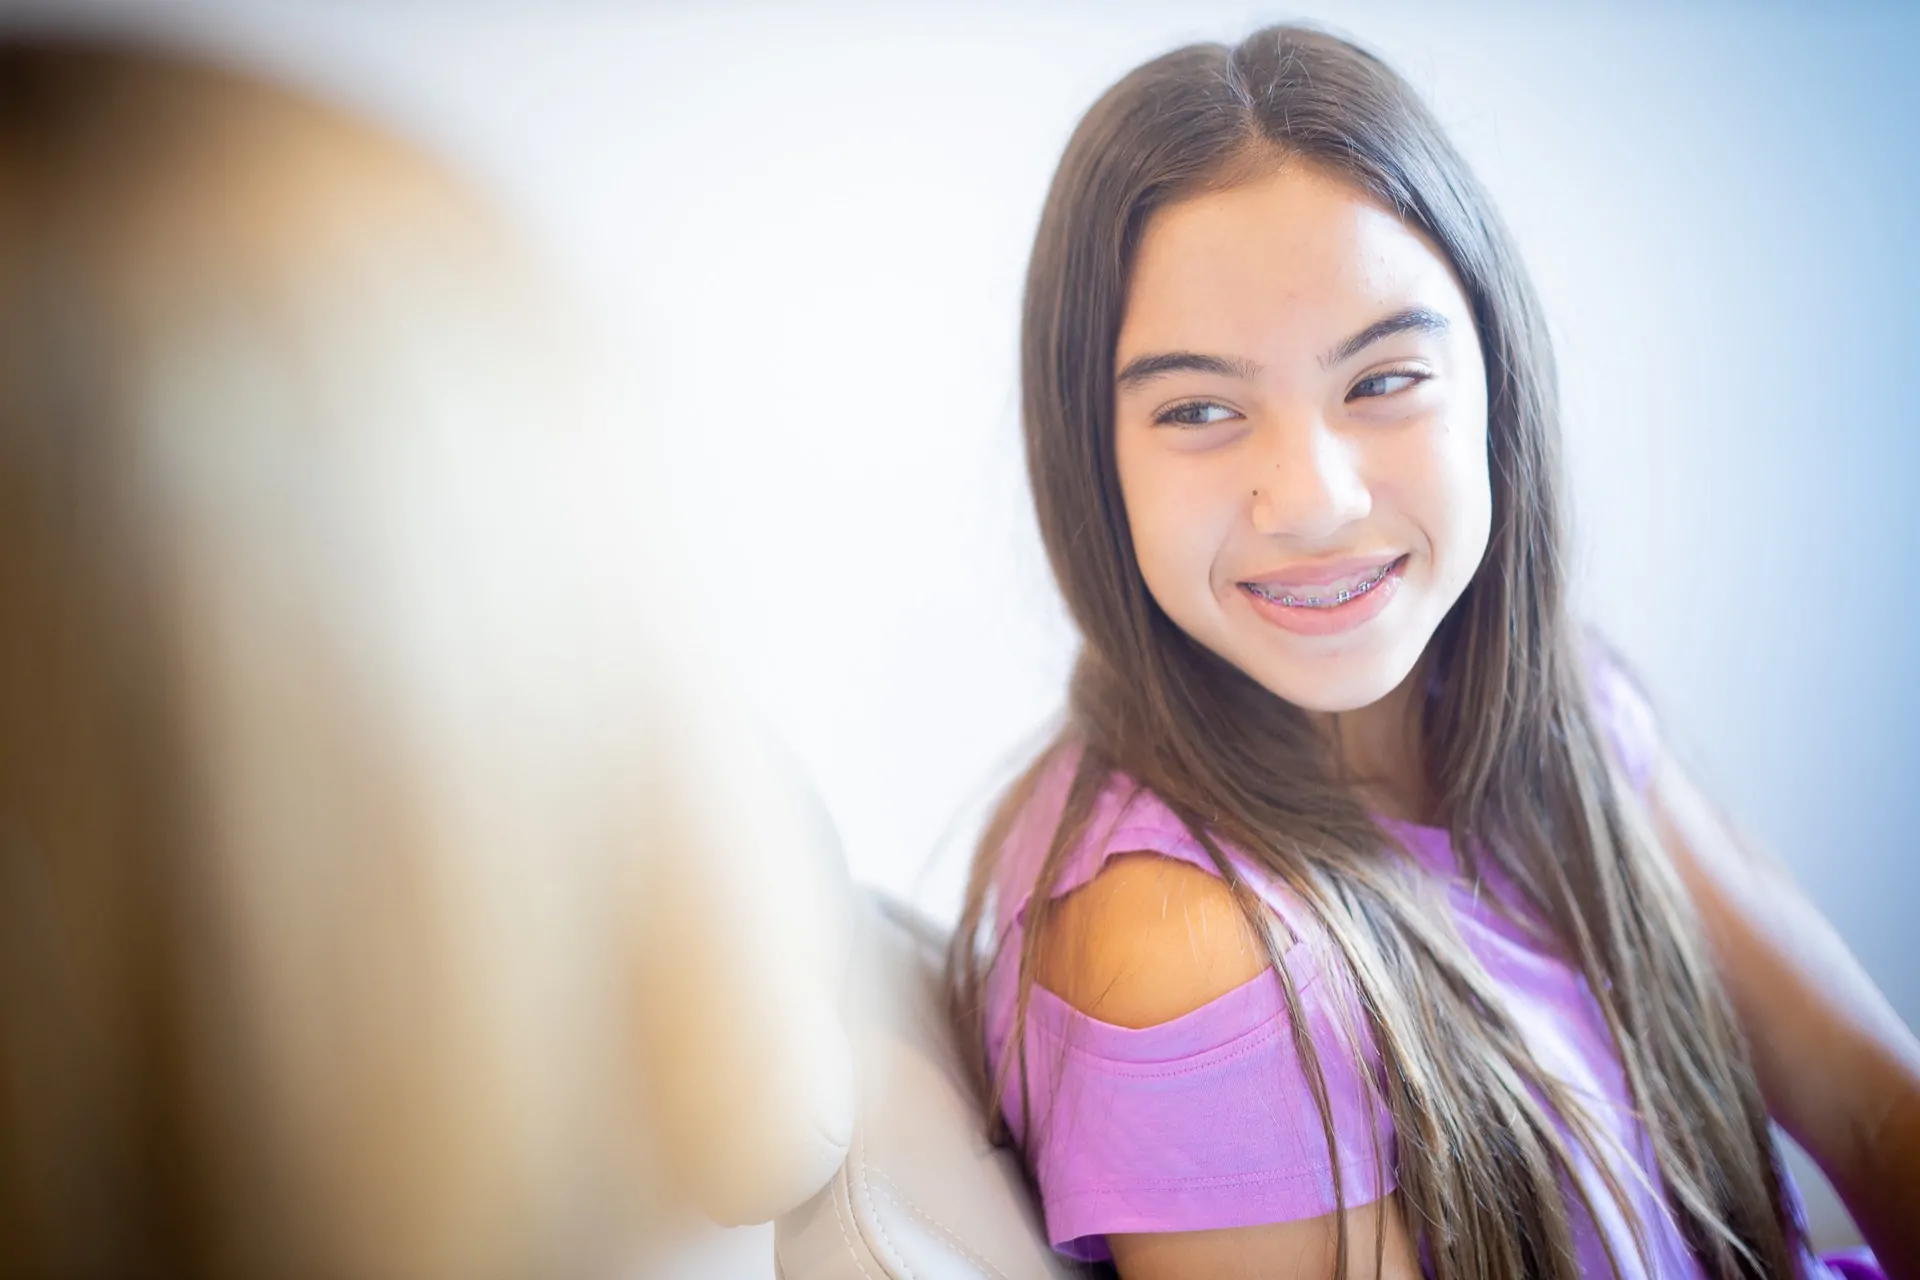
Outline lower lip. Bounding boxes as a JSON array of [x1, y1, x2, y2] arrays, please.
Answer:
[[1240, 556, 1409, 638]]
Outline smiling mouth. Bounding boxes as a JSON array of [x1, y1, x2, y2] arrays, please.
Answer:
[[1243, 557, 1405, 609]]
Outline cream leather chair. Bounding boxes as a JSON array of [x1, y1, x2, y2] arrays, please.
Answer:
[[773, 889, 1088, 1280]]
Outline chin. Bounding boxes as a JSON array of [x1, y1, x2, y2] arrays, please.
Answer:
[[1264, 666, 1403, 714], [1233, 628, 1429, 716]]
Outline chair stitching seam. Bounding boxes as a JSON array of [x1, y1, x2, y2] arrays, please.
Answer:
[[856, 1127, 917, 1278], [832, 1155, 882, 1280], [870, 1170, 1015, 1280]]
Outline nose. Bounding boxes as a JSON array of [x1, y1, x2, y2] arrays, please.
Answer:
[[1246, 412, 1371, 541]]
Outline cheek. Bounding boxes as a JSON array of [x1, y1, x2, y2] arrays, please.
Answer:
[[1116, 438, 1234, 609], [1423, 404, 1493, 581]]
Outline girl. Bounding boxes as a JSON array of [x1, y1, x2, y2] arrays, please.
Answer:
[[947, 24, 1920, 1280]]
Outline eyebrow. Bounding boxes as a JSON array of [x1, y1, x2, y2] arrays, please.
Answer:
[[1319, 307, 1450, 368], [1113, 350, 1262, 390], [1113, 306, 1452, 391]]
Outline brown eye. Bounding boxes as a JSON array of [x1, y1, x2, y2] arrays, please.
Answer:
[[1349, 370, 1427, 400], [1154, 400, 1238, 428]]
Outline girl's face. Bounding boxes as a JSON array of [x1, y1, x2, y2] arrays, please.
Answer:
[[1113, 164, 1492, 714]]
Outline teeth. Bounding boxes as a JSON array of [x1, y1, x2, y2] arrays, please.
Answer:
[[1249, 560, 1395, 609]]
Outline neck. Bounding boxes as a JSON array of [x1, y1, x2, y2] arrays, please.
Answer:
[[1308, 657, 1433, 825]]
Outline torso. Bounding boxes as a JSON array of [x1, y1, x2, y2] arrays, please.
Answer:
[[981, 747, 1824, 1276]]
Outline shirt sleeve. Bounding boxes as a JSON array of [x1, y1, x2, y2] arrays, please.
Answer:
[[1812, 1250, 1886, 1280], [1011, 947, 1397, 1263], [1584, 635, 1662, 796]]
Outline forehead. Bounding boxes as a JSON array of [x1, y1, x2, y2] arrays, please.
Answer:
[[1119, 164, 1468, 359]]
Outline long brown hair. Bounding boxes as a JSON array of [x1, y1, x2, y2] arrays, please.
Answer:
[[948, 25, 1797, 1280]]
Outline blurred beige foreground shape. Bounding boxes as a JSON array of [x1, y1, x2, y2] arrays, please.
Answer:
[[0, 37, 854, 1279]]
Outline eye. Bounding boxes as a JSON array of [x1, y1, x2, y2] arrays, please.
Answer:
[[1347, 369, 1429, 401], [1153, 400, 1240, 428]]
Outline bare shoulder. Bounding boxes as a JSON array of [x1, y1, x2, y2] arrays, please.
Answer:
[[1032, 851, 1281, 1030]]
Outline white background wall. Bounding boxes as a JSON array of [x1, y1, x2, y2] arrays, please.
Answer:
[[28, 2, 1917, 1270]]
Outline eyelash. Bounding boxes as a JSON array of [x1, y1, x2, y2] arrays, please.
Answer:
[[1150, 369, 1431, 428], [1348, 368, 1431, 401], [1152, 400, 1238, 428]]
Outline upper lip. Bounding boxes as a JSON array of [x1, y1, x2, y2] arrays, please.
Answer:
[[1240, 554, 1403, 590]]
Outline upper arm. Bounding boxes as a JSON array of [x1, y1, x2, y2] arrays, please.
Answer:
[[1643, 738, 1920, 1195], [1596, 647, 1920, 1267], [1109, 1197, 1423, 1280], [1029, 854, 1415, 1279]]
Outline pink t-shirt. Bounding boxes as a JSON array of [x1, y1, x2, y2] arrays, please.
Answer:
[[981, 657, 1877, 1276]]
